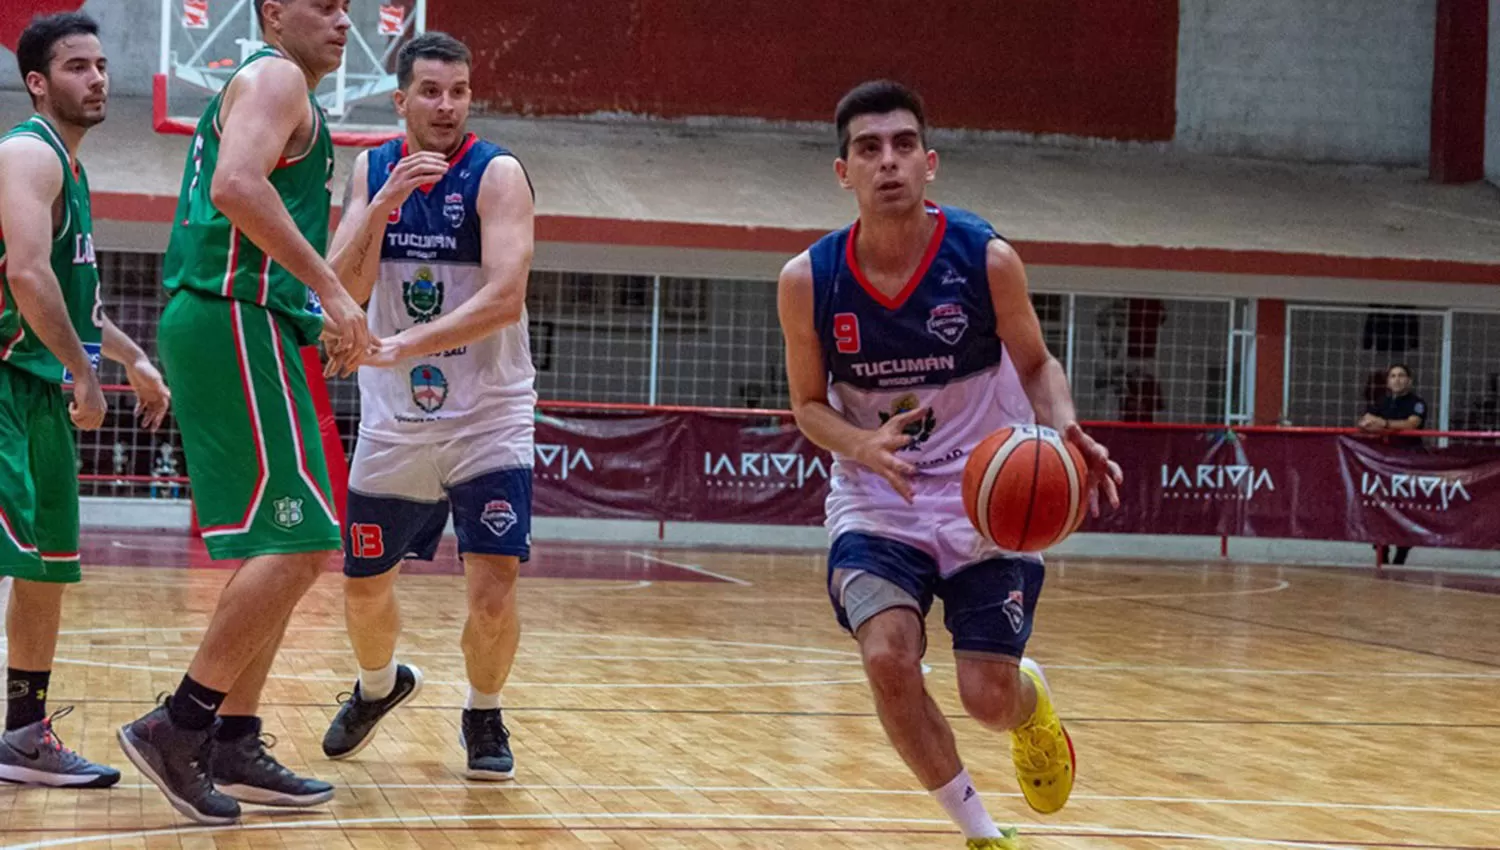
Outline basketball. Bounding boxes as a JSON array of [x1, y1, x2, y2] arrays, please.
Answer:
[[962, 425, 1090, 552]]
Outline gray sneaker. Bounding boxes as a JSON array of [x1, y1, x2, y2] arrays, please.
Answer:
[[0, 707, 121, 788]]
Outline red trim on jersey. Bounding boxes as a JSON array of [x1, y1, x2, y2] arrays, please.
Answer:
[[40, 551, 80, 562], [199, 302, 269, 536], [221, 226, 242, 298], [0, 326, 25, 360], [269, 314, 337, 526], [0, 506, 37, 555], [256, 252, 271, 306], [845, 202, 947, 311], [403, 133, 479, 194]]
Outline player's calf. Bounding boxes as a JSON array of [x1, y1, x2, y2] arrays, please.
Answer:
[[956, 658, 1033, 732]]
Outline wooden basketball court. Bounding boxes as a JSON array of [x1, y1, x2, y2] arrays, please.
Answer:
[[2, 531, 1498, 848]]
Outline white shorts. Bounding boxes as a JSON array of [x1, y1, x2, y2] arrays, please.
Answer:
[[350, 425, 533, 500], [825, 470, 1029, 578]]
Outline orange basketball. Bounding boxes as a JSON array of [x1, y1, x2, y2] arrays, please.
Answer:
[[962, 425, 1090, 552]]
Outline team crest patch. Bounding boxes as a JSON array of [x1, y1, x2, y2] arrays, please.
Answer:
[[410, 365, 449, 413], [272, 497, 304, 529], [443, 192, 465, 229], [878, 393, 936, 451], [1002, 590, 1026, 633], [480, 500, 518, 537], [402, 267, 444, 323], [926, 302, 969, 345]]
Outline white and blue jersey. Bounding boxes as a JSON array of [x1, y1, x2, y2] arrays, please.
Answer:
[[344, 134, 537, 576], [811, 202, 1034, 483], [816, 204, 1042, 641], [358, 133, 537, 454]]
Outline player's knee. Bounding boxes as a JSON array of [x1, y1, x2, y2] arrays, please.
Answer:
[[859, 631, 924, 700], [344, 573, 396, 607], [958, 662, 1025, 729], [466, 555, 520, 628]]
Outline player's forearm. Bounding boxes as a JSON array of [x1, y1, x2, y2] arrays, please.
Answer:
[[1019, 356, 1078, 431], [101, 317, 150, 371], [793, 399, 876, 459], [7, 267, 93, 376], [388, 281, 524, 359], [212, 172, 341, 299], [329, 203, 391, 305]]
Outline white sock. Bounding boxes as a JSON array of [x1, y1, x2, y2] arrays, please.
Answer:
[[932, 769, 1001, 839], [465, 688, 501, 711], [359, 661, 398, 702]]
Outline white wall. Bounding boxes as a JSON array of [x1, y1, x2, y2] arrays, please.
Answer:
[[1177, 0, 1436, 164], [1488, 0, 1500, 184], [0, 1, 159, 97]]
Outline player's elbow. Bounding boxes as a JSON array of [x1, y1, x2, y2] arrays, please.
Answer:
[[209, 169, 258, 216]]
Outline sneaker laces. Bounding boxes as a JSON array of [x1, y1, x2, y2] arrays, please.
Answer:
[[467, 712, 509, 755], [241, 731, 294, 776], [37, 706, 77, 755], [1014, 716, 1062, 772]]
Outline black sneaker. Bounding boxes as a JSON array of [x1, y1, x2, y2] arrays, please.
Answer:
[[460, 708, 514, 781], [212, 727, 334, 807], [321, 664, 423, 760], [117, 702, 241, 825]]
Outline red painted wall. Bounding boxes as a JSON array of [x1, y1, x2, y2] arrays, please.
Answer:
[[1, 1, 87, 52], [433, 0, 1179, 141]]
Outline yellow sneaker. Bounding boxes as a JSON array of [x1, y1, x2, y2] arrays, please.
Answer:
[[1011, 658, 1076, 814], [966, 827, 1021, 849]]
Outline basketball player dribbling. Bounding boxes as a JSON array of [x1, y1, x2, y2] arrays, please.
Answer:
[[118, 0, 371, 825], [318, 32, 538, 780], [776, 81, 1123, 848]]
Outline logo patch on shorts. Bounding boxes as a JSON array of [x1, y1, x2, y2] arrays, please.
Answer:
[[410, 365, 449, 413], [273, 497, 304, 529], [1002, 589, 1026, 633], [480, 500, 518, 537]]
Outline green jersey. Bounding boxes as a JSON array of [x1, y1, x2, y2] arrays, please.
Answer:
[[0, 115, 103, 384], [163, 47, 334, 346]]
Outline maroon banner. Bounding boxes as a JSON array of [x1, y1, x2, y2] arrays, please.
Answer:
[[667, 414, 830, 525], [530, 412, 1500, 549], [1338, 436, 1500, 549], [533, 412, 680, 520]]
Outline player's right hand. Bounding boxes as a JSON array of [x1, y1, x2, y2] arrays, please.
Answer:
[[373, 151, 451, 215], [69, 369, 107, 431], [853, 407, 926, 504], [320, 286, 372, 377]]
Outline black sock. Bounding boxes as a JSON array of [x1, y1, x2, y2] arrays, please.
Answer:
[[166, 675, 226, 731], [215, 715, 261, 742], [6, 668, 50, 731]]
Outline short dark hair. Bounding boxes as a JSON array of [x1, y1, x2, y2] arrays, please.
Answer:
[[397, 32, 471, 90], [1388, 363, 1413, 380], [16, 12, 99, 101], [835, 80, 926, 158]]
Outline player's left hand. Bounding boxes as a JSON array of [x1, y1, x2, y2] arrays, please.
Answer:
[[1064, 422, 1122, 514], [126, 358, 171, 431], [359, 335, 408, 369]]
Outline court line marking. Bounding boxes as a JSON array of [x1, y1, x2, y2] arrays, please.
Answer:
[[38, 644, 1500, 680], [90, 781, 1500, 818], [625, 550, 753, 586], [0, 812, 1362, 850], [41, 655, 868, 689]]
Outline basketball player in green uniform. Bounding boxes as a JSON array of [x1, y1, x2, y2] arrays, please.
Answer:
[[118, 0, 371, 825], [0, 12, 170, 788]]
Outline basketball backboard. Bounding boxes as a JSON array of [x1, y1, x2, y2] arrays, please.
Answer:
[[155, 0, 424, 146]]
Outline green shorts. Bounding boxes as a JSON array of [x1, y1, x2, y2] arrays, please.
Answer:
[[0, 363, 81, 582], [159, 291, 340, 561]]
